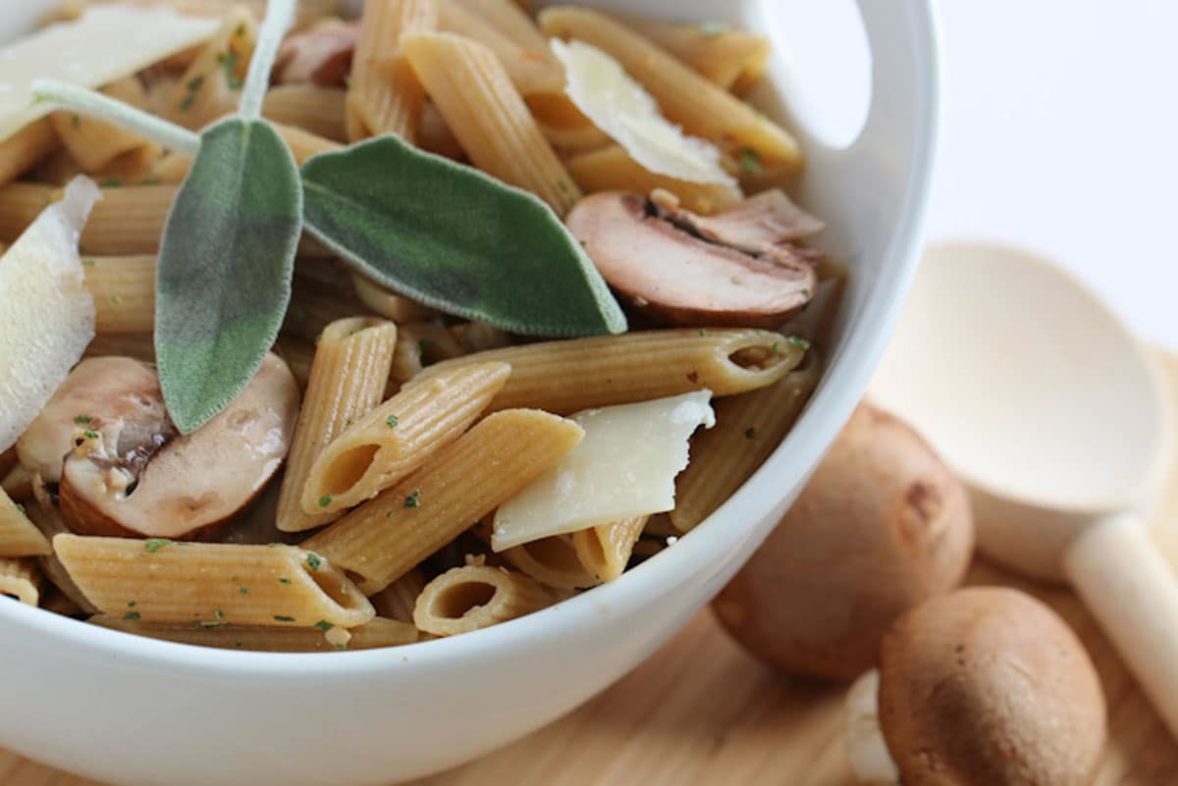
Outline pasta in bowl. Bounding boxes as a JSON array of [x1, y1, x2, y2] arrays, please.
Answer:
[[0, 1, 938, 784]]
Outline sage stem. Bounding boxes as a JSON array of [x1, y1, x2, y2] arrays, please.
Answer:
[[238, 0, 297, 121], [31, 79, 200, 157]]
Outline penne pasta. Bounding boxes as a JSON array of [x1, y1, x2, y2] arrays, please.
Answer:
[[539, 7, 802, 170], [91, 615, 418, 652], [351, 273, 439, 324], [457, 0, 552, 54], [571, 515, 648, 583], [402, 32, 581, 215], [23, 500, 98, 615], [82, 255, 156, 334], [83, 184, 178, 255], [277, 318, 399, 533], [369, 567, 427, 624], [526, 93, 611, 156], [671, 354, 822, 531], [262, 84, 348, 142], [302, 408, 584, 594], [0, 488, 52, 558], [53, 534, 375, 628], [623, 16, 772, 93], [284, 267, 373, 344], [413, 563, 552, 636], [565, 144, 743, 215], [51, 78, 155, 172], [449, 320, 512, 354], [0, 182, 57, 243], [503, 534, 598, 590], [418, 101, 466, 160], [1, 465, 35, 501], [418, 328, 802, 415], [438, 0, 563, 96], [83, 332, 155, 363], [347, 0, 439, 143], [303, 361, 511, 514], [0, 119, 59, 189], [165, 8, 258, 130], [0, 448, 15, 482], [275, 123, 344, 165], [0, 558, 42, 606], [274, 334, 316, 392]]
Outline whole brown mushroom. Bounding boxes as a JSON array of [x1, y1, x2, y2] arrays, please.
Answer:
[[711, 402, 974, 680], [846, 587, 1107, 786]]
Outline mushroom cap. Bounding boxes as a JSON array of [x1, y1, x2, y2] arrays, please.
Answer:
[[17, 356, 166, 483], [58, 353, 299, 540], [879, 587, 1106, 786], [566, 191, 817, 327], [711, 403, 974, 680]]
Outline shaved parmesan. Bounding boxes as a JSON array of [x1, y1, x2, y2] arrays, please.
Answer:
[[0, 177, 100, 452], [492, 390, 715, 551], [551, 39, 736, 188], [0, 7, 218, 142]]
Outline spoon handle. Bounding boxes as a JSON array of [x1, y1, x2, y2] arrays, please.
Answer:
[[1064, 513, 1178, 740]]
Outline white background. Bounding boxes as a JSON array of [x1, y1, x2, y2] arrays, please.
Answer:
[[928, 0, 1178, 350]]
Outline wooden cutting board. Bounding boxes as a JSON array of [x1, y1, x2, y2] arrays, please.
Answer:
[[6, 351, 1178, 786]]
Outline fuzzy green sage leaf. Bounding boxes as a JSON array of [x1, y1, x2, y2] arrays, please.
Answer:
[[301, 135, 627, 337], [155, 118, 301, 433]]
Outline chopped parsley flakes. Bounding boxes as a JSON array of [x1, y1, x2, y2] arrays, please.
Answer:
[[786, 335, 812, 351], [314, 620, 334, 632], [73, 414, 92, 424], [144, 538, 171, 553], [273, 615, 296, 623], [123, 611, 140, 621], [318, 494, 333, 508], [699, 21, 730, 37], [403, 488, 422, 508], [306, 553, 322, 571], [738, 147, 762, 174], [386, 414, 399, 429], [82, 429, 99, 440]]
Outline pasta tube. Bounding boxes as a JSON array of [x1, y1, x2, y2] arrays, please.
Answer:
[[275, 123, 345, 165], [165, 8, 258, 130], [671, 356, 821, 531], [84, 333, 155, 364], [303, 361, 511, 514], [53, 535, 375, 628], [351, 273, 438, 324], [262, 84, 348, 142], [413, 564, 552, 636], [623, 16, 772, 93], [369, 568, 427, 624], [83, 184, 179, 255], [275, 335, 316, 392], [389, 321, 468, 387], [503, 535, 598, 590], [419, 328, 802, 414], [418, 101, 465, 160], [402, 32, 581, 215], [0, 488, 51, 558], [0, 119, 59, 189], [539, 7, 802, 169], [571, 515, 648, 583], [92, 616, 418, 651], [0, 558, 42, 606], [565, 144, 742, 215], [82, 255, 156, 334], [347, 0, 439, 143], [302, 409, 584, 594], [277, 318, 399, 533], [1, 465, 34, 501], [439, 1, 563, 96], [23, 501, 97, 614], [51, 78, 155, 172], [0, 183, 57, 243]]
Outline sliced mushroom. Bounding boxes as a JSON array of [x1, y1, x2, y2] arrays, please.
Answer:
[[275, 19, 358, 86], [17, 357, 168, 483], [58, 353, 299, 540], [872, 587, 1106, 786], [565, 190, 819, 327]]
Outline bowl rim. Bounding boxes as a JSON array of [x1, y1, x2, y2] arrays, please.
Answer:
[[0, 0, 943, 678]]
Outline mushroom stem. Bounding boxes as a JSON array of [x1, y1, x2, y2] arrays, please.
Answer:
[[844, 670, 900, 785]]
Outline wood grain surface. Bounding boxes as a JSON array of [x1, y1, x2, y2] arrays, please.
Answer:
[[5, 352, 1178, 786]]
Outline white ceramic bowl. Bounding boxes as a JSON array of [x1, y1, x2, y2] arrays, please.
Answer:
[[0, 2, 939, 784]]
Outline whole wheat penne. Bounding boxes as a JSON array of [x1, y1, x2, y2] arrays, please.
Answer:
[[284, 269, 373, 344], [623, 16, 771, 93], [0, 449, 15, 482], [671, 354, 821, 531], [277, 318, 398, 533], [165, 9, 258, 130], [82, 184, 178, 255], [389, 321, 468, 386], [51, 78, 155, 172], [439, 1, 563, 96], [0, 182, 57, 243], [369, 567, 427, 624], [539, 7, 802, 170], [53, 534, 375, 628], [413, 564, 552, 636], [503, 534, 598, 589], [89, 145, 165, 186], [275, 335, 316, 392], [1, 465, 34, 501], [0, 119, 59, 189], [0, 488, 51, 557], [275, 123, 344, 165], [22, 500, 97, 614], [303, 361, 511, 514], [572, 515, 648, 583], [565, 144, 742, 215], [82, 255, 156, 334], [449, 320, 512, 354], [263, 84, 348, 142], [525, 93, 610, 155], [151, 151, 194, 183], [352, 273, 439, 324], [91, 615, 418, 651], [419, 328, 802, 414], [303, 409, 584, 594], [347, 0, 439, 143], [402, 32, 580, 215], [457, 0, 551, 52], [0, 558, 42, 606], [84, 333, 155, 363], [418, 101, 465, 159]]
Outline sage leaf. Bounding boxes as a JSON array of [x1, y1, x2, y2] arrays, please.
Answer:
[[155, 118, 302, 433], [301, 135, 627, 338]]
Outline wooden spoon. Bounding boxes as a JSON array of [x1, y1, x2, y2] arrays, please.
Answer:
[[870, 241, 1178, 739]]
